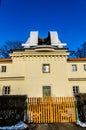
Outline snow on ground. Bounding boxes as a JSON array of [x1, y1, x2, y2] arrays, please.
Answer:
[[76, 120, 86, 127], [0, 121, 28, 130]]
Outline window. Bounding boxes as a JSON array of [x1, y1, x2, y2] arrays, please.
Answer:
[[84, 64, 86, 71], [3, 86, 10, 95], [1, 66, 6, 72], [72, 64, 77, 71], [43, 86, 51, 97], [73, 86, 79, 95], [43, 64, 50, 73]]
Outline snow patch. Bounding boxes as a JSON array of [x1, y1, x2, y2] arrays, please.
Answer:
[[76, 120, 86, 127], [0, 121, 28, 130]]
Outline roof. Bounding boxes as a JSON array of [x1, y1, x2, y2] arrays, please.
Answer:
[[0, 58, 12, 62], [68, 58, 86, 61]]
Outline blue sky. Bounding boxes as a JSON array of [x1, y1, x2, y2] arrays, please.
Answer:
[[0, 0, 86, 51]]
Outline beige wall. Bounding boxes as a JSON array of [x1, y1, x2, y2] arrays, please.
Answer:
[[0, 48, 86, 97], [67, 61, 86, 95]]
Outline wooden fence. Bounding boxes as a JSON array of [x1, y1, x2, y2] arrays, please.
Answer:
[[28, 97, 76, 123]]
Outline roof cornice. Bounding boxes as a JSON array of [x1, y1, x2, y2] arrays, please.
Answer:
[[0, 58, 12, 62], [67, 58, 86, 61]]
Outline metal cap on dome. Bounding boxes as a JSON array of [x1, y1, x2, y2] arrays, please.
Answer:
[[50, 31, 67, 48], [22, 31, 38, 48], [22, 31, 67, 48]]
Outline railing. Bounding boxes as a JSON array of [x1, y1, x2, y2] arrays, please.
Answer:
[[28, 97, 76, 123]]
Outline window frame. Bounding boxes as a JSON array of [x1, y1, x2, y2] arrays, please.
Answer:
[[72, 64, 77, 71], [1, 66, 6, 72], [84, 64, 86, 71], [42, 64, 50, 73], [73, 86, 79, 95], [43, 86, 51, 97], [3, 86, 10, 95]]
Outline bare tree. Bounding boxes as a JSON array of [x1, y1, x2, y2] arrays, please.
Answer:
[[0, 41, 23, 58], [74, 42, 86, 58]]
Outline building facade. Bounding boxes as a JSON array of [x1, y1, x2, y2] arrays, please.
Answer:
[[0, 31, 86, 97]]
